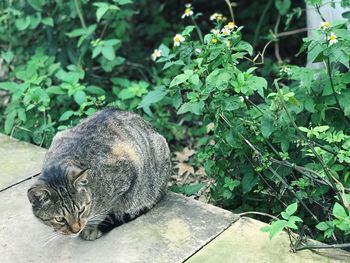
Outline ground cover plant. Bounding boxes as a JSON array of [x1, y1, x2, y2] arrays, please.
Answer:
[[1, 0, 350, 251]]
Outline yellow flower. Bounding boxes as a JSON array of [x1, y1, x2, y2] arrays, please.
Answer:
[[173, 34, 185, 46], [151, 49, 162, 61], [320, 21, 331, 30], [181, 3, 194, 19], [212, 38, 218, 44], [328, 32, 338, 45], [227, 21, 237, 30]]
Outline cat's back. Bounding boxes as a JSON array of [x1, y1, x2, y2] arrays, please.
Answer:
[[46, 109, 168, 167]]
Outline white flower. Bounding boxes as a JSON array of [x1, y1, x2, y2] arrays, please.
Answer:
[[151, 49, 162, 61], [210, 12, 225, 22], [181, 4, 194, 19], [173, 34, 185, 46], [319, 21, 331, 30], [210, 29, 220, 35], [328, 32, 338, 45], [221, 27, 231, 36], [195, 48, 201, 53]]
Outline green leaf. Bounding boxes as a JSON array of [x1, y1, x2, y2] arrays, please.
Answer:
[[116, 0, 133, 4], [298, 127, 310, 133], [182, 25, 195, 36], [101, 45, 115, 61], [1, 51, 14, 63], [339, 90, 350, 116], [158, 44, 170, 57], [27, 0, 45, 11], [42, 17, 54, 27], [0, 82, 18, 91], [261, 114, 274, 138], [313, 126, 329, 132], [4, 110, 17, 134], [17, 108, 26, 122], [66, 28, 86, 38], [235, 41, 253, 56], [138, 86, 168, 116], [182, 183, 205, 196], [170, 74, 189, 87], [285, 202, 298, 216], [269, 220, 287, 239], [73, 90, 86, 105], [275, 0, 291, 15], [225, 177, 240, 191], [316, 221, 333, 231], [15, 16, 31, 31], [92, 46, 102, 58], [333, 29, 350, 41], [333, 202, 347, 219], [177, 101, 204, 115], [341, 72, 350, 84], [242, 172, 258, 194], [95, 3, 109, 22], [46, 86, 65, 95], [85, 108, 97, 116], [59, 110, 75, 121], [86, 86, 106, 95], [307, 42, 323, 63]]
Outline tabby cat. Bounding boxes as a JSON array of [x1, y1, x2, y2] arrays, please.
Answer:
[[27, 109, 171, 241]]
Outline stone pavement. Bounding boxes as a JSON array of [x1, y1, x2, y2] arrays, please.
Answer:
[[0, 134, 349, 263]]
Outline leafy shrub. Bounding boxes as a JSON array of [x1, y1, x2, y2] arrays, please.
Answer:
[[144, 1, 350, 246]]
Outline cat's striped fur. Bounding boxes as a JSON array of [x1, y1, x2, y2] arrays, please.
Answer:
[[28, 109, 171, 240]]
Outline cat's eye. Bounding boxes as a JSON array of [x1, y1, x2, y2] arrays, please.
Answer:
[[54, 216, 65, 223]]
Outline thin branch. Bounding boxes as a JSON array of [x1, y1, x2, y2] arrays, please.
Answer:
[[295, 242, 350, 251], [190, 16, 203, 44], [220, 113, 320, 222], [74, 0, 87, 30], [253, 0, 273, 46], [274, 15, 283, 64], [225, 0, 235, 23]]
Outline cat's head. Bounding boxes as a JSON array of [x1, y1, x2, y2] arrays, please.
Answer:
[[27, 166, 92, 236]]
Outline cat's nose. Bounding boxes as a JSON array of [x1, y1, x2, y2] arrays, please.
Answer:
[[70, 223, 81, 233]]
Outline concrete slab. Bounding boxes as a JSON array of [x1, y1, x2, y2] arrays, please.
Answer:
[[0, 134, 46, 191], [185, 217, 350, 263], [0, 179, 239, 263]]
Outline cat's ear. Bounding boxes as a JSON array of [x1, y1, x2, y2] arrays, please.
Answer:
[[70, 167, 90, 190], [27, 182, 51, 207]]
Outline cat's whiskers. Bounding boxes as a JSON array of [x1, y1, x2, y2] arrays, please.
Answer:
[[38, 232, 62, 247]]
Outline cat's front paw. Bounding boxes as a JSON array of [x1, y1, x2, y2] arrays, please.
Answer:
[[79, 226, 103, 241]]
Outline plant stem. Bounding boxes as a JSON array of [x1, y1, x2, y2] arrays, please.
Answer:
[[274, 79, 349, 216], [253, 0, 273, 47], [225, 0, 235, 23], [325, 57, 350, 125], [74, 0, 87, 30], [190, 16, 203, 44]]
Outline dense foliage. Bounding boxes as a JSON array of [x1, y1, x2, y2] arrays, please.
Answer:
[[1, 0, 350, 249]]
